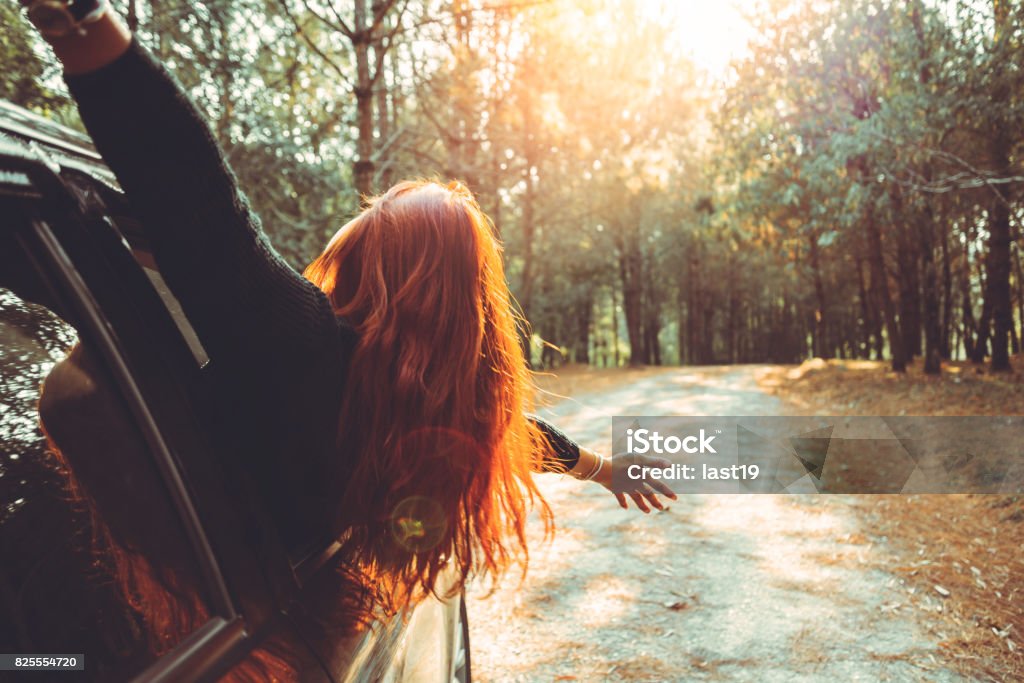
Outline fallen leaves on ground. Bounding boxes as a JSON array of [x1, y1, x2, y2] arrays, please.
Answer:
[[758, 356, 1024, 681]]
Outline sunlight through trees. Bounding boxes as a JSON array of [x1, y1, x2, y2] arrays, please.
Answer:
[[6, 0, 1020, 372]]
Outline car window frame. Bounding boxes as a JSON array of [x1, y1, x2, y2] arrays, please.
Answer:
[[0, 149, 276, 681], [18, 219, 249, 680]]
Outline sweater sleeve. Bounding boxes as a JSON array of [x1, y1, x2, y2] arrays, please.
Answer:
[[63, 40, 339, 357], [529, 415, 581, 472]]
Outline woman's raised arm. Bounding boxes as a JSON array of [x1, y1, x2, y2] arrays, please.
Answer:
[[35, 7, 342, 357]]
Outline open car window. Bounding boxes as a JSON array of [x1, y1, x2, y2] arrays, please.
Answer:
[[0, 211, 218, 680], [3, 123, 339, 576]]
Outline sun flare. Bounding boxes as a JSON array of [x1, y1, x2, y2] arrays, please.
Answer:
[[636, 0, 758, 75]]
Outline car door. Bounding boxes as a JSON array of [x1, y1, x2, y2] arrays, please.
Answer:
[[0, 134, 334, 682]]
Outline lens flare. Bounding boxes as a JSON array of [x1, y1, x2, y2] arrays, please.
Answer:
[[389, 495, 447, 552]]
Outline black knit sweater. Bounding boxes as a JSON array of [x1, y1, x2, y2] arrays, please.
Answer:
[[63, 41, 579, 542]]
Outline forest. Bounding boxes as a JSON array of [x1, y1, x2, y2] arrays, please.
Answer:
[[4, 0, 1021, 374]]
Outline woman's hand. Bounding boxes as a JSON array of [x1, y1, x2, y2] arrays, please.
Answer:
[[22, 1, 131, 75], [571, 446, 678, 514]]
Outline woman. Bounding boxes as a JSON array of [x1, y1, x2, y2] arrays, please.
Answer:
[[28, 0, 675, 626]]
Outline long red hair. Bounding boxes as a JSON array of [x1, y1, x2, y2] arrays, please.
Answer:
[[304, 180, 552, 610]]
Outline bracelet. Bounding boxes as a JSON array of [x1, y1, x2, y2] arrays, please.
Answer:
[[573, 452, 604, 481], [571, 453, 594, 480]]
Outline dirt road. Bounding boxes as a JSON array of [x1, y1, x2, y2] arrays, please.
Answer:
[[467, 366, 964, 682]]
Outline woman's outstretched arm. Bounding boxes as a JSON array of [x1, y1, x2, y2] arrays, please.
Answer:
[[41, 10, 343, 357], [530, 415, 581, 471], [531, 414, 677, 513]]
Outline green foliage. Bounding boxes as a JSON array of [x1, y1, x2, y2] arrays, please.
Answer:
[[2, 0, 1020, 367], [0, 3, 69, 114], [714, 0, 1022, 367]]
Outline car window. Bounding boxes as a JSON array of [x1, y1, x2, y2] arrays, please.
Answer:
[[0, 272, 216, 681]]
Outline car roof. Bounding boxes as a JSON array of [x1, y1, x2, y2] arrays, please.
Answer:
[[0, 99, 119, 190]]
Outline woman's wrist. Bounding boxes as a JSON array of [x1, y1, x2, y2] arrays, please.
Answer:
[[38, 9, 132, 76], [570, 447, 612, 486]]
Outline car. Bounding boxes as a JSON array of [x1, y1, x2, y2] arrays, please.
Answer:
[[0, 99, 471, 683]]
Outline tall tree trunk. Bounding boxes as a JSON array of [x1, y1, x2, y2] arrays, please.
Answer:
[[972, 280, 992, 364], [985, 141, 1013, 372], [809, 233, 829, 359], [1014, 245, 1024, 355], [517, 96, 538, 335], [961, 241, 978, 360], [939, 221, 954, 358], [727, 259, 738, 363], [897, 232, 922, 360], [574, 295, 592, 364], [618, 234, 645, 367], [855, 254, 872, 358], [919, 210, 942, 374], [376, 52, 393, 190], [611, 286, 621, 367], [779, 289, 790, 363], [866, 209, 907, 372], [910, 0, 940, 373], [985, 0, 1013, 371], [353, 0, 375, 199], [686, 242, 699, 364], [127, 0, 138, 31], [677, 280, 688, 365], [643, 263, 661, 365], [517, 185, 536, 364], [702, 307, 716, 364]]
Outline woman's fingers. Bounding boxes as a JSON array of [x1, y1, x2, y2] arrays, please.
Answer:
[[629, 491, 651, 513], [630, 456, 678, 508], [617, 486, 672, 513], [649, 478, 678, 501], [645, 491, 666, 511], [640, 483, 666, 511], [603, 455, 677, 512]]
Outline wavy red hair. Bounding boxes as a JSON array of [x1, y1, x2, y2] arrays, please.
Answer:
[[304, 180, 552, 610]]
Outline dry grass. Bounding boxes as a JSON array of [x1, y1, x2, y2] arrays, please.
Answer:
[[602, 654, 679, 682], [860, 494, 1024, 682], [758, 356, 1024, 681], [754, 356, 1024, 417], [684, 655, 759, 680], [789, 626, 834, 666]]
